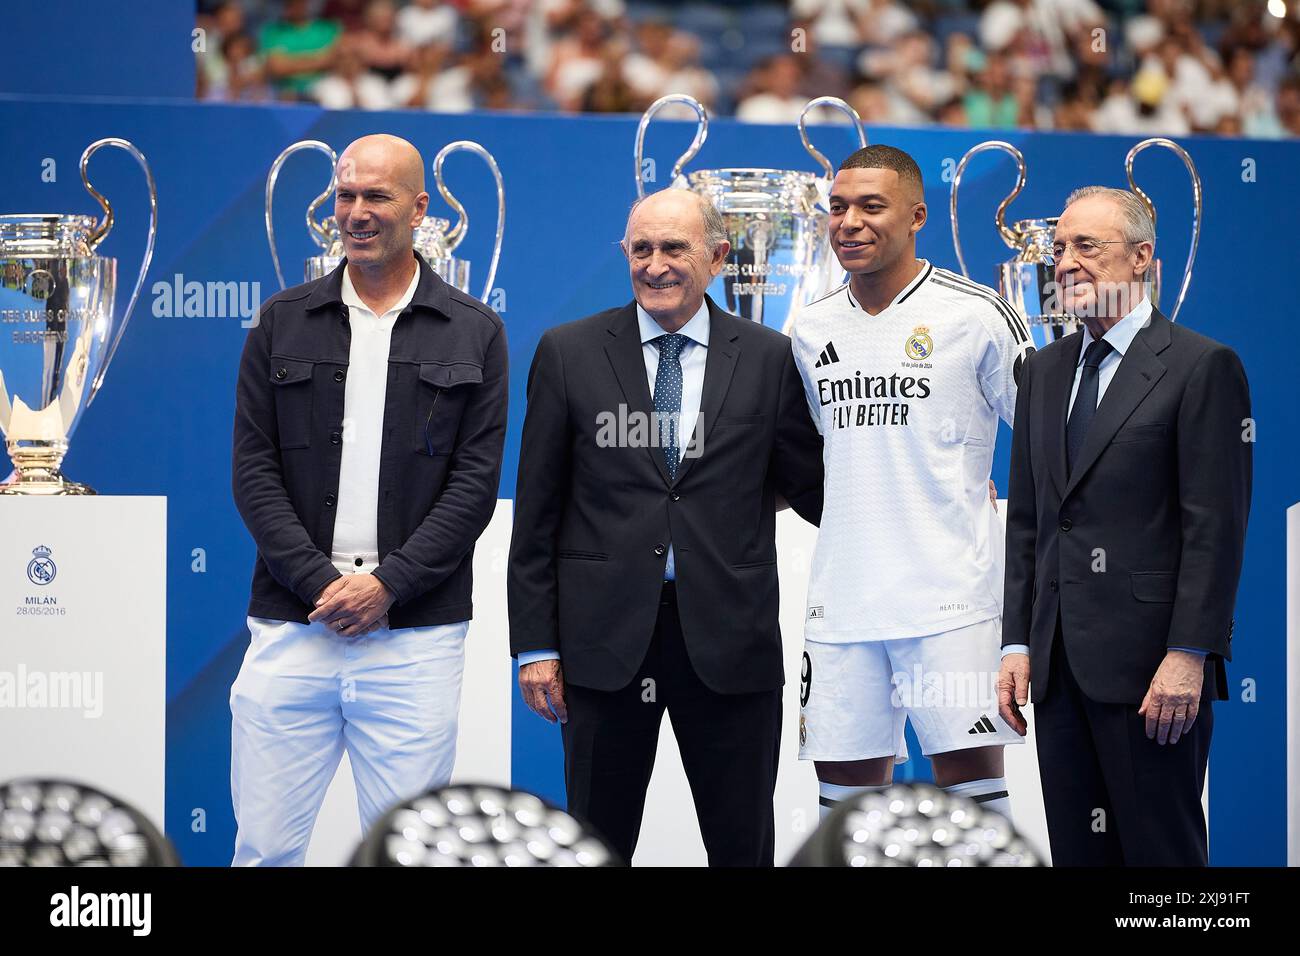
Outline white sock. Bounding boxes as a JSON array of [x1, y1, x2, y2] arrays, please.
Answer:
[[944, 776, 1012, 822], [818, 781, 888, 820]]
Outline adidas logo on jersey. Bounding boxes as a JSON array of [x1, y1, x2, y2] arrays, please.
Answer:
[[814, 342, 840, 367], [968, 715, 998, 735]]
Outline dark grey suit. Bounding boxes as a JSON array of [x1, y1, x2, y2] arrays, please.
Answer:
[[1003, 307, 1251, 865], [507, 296, 823, 865]]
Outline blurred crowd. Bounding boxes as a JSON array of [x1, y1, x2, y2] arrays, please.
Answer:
[[196, 0, 1300, 138]]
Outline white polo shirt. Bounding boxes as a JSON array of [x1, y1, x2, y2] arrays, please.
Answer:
[[330, 263, 420, 574]]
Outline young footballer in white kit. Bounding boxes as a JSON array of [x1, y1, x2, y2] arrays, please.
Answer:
[[789, 145, 1034, 819]]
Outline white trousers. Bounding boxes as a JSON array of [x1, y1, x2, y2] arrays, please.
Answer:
[[230, 614, 468, 866]]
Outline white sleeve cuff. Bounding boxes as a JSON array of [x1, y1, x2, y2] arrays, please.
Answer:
[[517, 649, 561, 666], [1000, 644, 1030, 658]]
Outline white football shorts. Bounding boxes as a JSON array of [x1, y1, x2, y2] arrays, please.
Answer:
[[798, 616, 1024, 762]]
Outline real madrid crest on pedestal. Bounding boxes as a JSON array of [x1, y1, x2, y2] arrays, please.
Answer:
[[26, 545, 56, 586]]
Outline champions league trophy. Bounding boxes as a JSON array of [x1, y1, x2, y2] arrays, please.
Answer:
[[0, 139, 157, 495], [950, 137, 1202, 347], [634, 93, 868, 332], [266, 139, 505, 302]]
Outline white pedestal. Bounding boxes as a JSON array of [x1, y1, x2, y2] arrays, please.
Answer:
[[304, 499, 514, 866], [0, 497, 166, 830]]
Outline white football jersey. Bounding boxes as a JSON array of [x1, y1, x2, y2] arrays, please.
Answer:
[[790, 261, 1035, 642]]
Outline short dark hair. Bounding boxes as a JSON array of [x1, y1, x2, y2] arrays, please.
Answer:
[[838, 145, 924, 198]]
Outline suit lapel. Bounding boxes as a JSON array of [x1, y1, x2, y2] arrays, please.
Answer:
[[673, 297, 741, 486], [1062, 309, 1171, 500], [1044, 333, 1082, 501], [603, 301, 671, 486]]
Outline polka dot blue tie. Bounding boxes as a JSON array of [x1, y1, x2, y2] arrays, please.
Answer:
[[652, 333, 687, 481]]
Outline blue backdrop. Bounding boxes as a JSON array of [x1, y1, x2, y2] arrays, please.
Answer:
[[0, 0, 194, 100], [0, 92, 1294, 865]]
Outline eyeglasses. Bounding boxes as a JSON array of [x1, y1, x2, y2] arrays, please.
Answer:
[[1048, 238, 1131, 264]]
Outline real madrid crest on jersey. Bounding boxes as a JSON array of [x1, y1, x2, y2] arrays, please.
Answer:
[[905, 325, 934, 361], [27, 545, 56, 586]]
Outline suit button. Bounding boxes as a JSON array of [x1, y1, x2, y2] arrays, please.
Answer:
[[334, 369, 345, 382], [1049, 579, 1058, 592], [653, 544, 666, 556], [324, 494, 336, 507], [331, 432, 341, 444], [670, 492, 680, 501], [274, 367, 287, 380], [1059, 519, 1072, 532], [354, 557, 363, 567]]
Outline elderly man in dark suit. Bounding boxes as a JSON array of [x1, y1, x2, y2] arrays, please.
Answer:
[[507, 188, 824, 866], [998, 185, 1252, 866]]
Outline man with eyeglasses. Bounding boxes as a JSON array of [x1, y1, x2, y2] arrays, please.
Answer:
[[998, 186, 1252, 866]]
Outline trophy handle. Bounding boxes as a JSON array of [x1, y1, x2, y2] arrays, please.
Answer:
[[634, 93, 708, 199], [1125, 137, 1201, 324], [798, 96, 868, 179], [434, 140, 506, 304], [265, 140, 338, 290], [950, 140, 1026, 279], [80, 137, 158, 407]]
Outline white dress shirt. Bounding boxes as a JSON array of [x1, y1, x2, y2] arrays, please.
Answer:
[[1003, 296, 1203, 659], [638, 299, 709, 585], [1066, 296, 1152, 415], [518, 299, 710, 667], [330, 264, 420, 576]]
